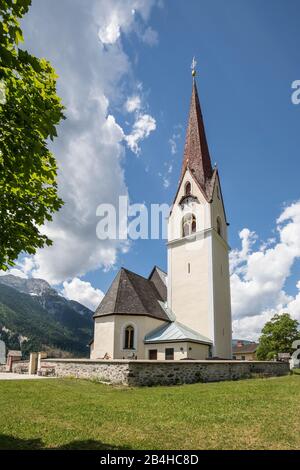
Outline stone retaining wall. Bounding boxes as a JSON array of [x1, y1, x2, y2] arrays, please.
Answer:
[[40, 359, 289, 386]]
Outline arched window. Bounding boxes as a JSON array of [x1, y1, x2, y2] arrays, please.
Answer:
[[217, 217, 222, 237], [185, 181, 191, 196], [191, 217, 196, 233], [182, 213, 196, 237], [124, 325, 134, 349]]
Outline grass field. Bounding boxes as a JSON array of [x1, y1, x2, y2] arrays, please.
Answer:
[[0, 374, 299, 450]]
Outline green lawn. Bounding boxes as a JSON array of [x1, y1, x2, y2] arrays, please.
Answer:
[[0, 375, 299, 450]]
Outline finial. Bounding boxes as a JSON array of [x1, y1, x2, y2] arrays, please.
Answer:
[[191, 56, 197, 77]]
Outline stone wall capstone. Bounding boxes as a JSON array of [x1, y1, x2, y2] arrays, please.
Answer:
[[39, 359, 289, 386]]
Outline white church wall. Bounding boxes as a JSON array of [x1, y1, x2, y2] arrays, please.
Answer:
[[145, 341, 188, 360], [168, 236, 211, 338], [167, 168, 232, 359], [167, 169, 214, 339], [144, 341, 209, 360], [211, 230, 232, 358], [210, 177, 232, 358], [210, 174, 228, 241], [186, 342, 210, 359], [168, 169, 211, 243], [91, 315, 115, 359], [114, 315, 165, 359]]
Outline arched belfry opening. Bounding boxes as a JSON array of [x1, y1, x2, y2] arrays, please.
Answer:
[[182, 213, 197, 237], [185, 181, 191, 196]]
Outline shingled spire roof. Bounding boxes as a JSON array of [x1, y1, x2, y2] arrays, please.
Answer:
[[181, 78, 214, 198]]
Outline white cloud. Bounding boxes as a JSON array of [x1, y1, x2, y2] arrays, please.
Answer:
[[96, 0, 157, 45], [141, 26, 159, 46], [287, 281, 300, 321], [163, 177, 170, 189], [17, 0, 159, 285], [158, 124, 181, 189], [0, 257, 35, 279], [0, 269, 27, 279], [232, 310, 275, 341], [98, 12, 122, 44], [62, 277, 104, 311], [231, 201, 300, 340], [168, 124, 182, 155], [168, 139, 177, 155], [125, 95, 141, 113], [125, 113, 156, 154]]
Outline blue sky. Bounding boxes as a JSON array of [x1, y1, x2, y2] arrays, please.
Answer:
[[9, 0, 300, 339], [112, 0, 299, 274]]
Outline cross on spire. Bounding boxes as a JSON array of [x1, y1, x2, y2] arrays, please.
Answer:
[[191, 56, 197, 77]]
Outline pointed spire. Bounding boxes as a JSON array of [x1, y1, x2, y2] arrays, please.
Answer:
[[181, 72, 213, 195]]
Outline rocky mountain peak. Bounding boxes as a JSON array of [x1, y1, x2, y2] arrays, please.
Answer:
[[0, 275, 54, 296]]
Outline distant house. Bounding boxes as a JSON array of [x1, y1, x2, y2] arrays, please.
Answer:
[[232, 341, 258, 361]]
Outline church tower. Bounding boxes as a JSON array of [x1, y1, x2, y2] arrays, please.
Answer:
[[167, 64, 232, 358]]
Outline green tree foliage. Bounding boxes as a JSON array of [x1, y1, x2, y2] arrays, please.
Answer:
[[257, 313, 300, 360], [0, 0, 65, 270]]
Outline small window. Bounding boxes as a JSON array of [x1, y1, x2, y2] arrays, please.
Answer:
[[185, 181, 191, 196], [149, 349, 157, 360], [188, 262, 191, 274], [217, 217, 222, 237], [241, 355, 246, 361], [165, 348, 174, 360], [124, 325, 134, 349], [182, 213, 196, 237]]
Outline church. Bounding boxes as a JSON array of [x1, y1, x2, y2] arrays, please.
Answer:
[[90, 68, 232, 361]]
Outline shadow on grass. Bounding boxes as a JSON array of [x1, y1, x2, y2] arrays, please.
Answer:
[[0, 434, 132, 450]]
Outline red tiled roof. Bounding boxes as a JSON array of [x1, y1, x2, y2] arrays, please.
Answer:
[[232, 342, 258, 354]]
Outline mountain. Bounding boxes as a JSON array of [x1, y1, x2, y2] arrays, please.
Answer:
[[0, 275, 94, 357]]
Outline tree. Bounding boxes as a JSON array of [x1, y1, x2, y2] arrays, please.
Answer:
[[256, 313, 300, 360], [0, 0, 65, 270]]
